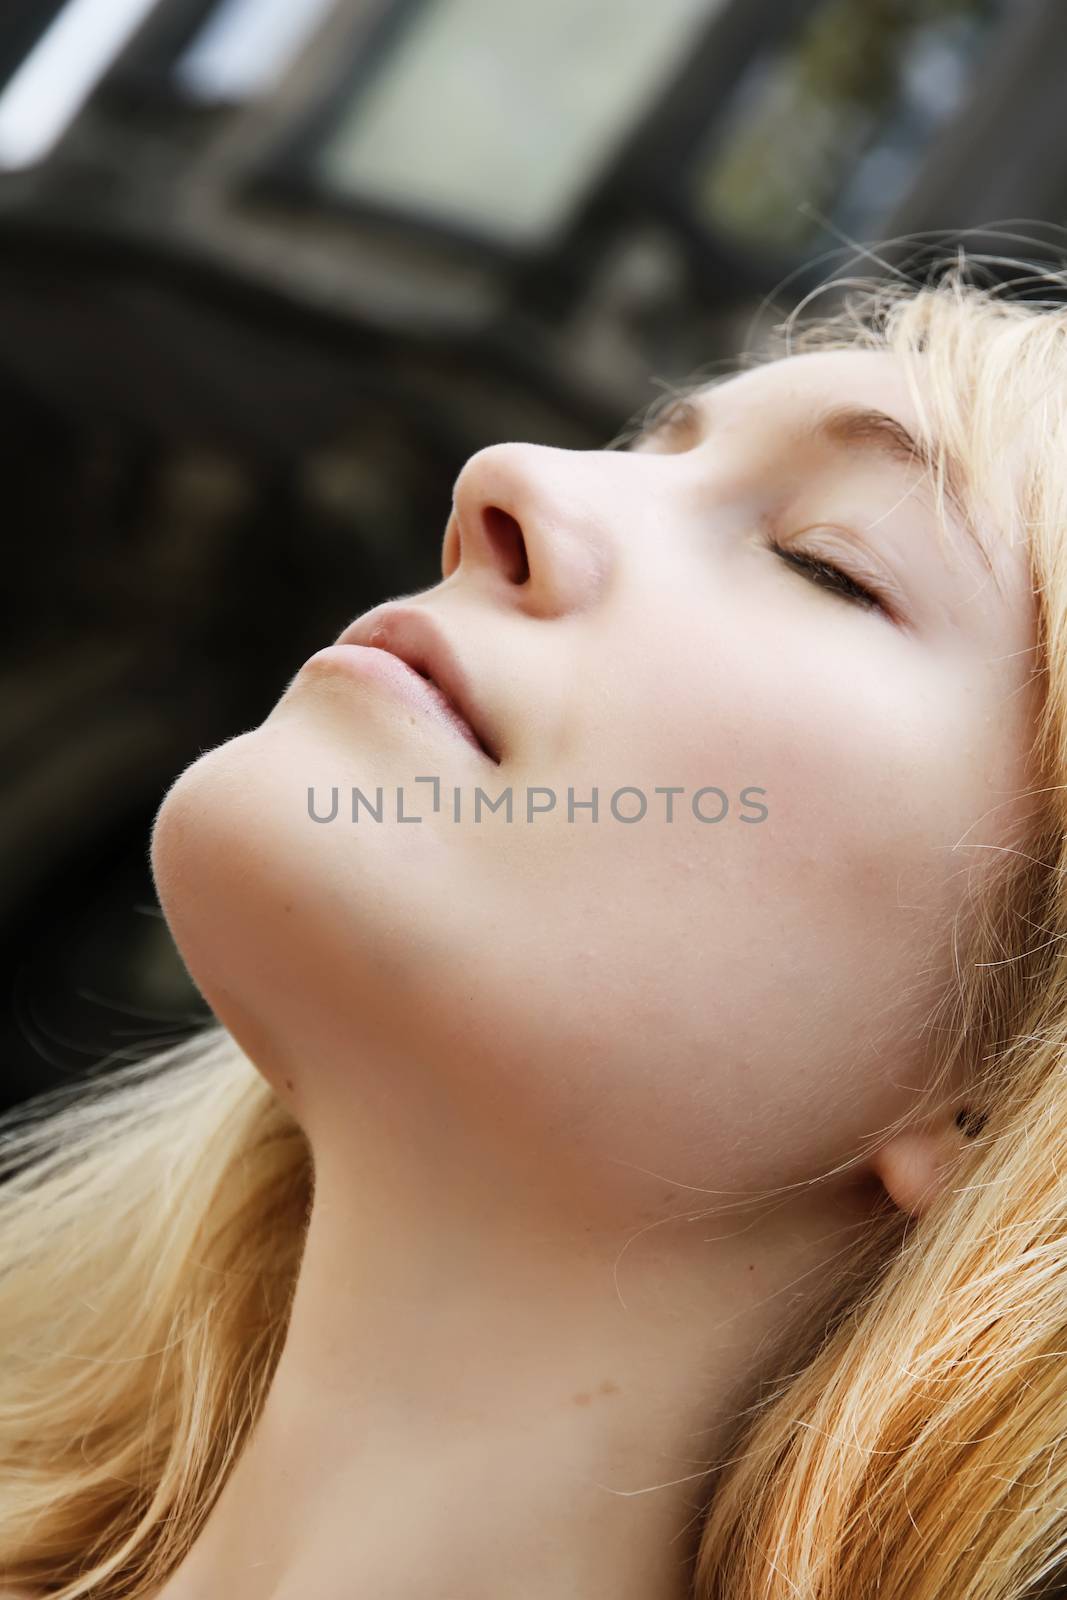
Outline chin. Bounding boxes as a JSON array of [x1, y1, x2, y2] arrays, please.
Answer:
[[149, 730, 282, 1009], [148, 718, 488, 1091]]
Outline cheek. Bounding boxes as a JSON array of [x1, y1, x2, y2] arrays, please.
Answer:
[[476, 623, 983, 1175], [621, 605, 985, 911]]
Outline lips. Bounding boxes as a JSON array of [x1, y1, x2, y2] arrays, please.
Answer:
[[335, 605, 500, 764]]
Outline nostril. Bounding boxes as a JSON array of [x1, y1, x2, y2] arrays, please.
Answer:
[[482, 505, 529, 584]]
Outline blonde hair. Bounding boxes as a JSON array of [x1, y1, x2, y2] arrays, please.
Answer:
[[3, 256, 1067, 1599]]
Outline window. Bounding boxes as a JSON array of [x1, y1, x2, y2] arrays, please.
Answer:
[[308, 0, 728, 248]]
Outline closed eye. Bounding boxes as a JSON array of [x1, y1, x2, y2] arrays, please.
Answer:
[[767, 537, 890, 616]]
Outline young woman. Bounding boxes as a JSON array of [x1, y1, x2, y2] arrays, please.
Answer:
[[1, 259, 1065, 1600]]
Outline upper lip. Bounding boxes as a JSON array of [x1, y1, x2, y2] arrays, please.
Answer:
[[334, 605, 500, 764]]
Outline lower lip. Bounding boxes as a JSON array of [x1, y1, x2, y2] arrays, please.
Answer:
[[300, 644, 490, 758]]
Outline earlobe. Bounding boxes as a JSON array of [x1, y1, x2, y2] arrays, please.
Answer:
[[869, 1122, 965, 1218]]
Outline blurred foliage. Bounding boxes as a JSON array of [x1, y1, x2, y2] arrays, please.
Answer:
[[691, 0, 1004, 251]]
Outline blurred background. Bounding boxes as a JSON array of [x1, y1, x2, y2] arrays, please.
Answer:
[[0, 0, 1062, 1113]]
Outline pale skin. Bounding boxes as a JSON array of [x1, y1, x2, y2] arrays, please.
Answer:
[[138, 349, 1039, 1600]]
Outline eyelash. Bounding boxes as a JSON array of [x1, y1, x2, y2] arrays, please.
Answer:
[[766, 537, 890, 616]]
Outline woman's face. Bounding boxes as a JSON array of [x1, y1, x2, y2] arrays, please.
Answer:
[[151, 348, 1039, 1222]]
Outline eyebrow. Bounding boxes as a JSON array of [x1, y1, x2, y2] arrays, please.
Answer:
[[628, 391, 995, 585], [807, 401, 938, 477]]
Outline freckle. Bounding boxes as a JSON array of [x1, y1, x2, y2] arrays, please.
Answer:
[[284, 1078, 294, 1091], [748, 1263, 755, 1271], [283, 902, 293, 913], [573, 1392, 591, 1406], [599, 1380, 619, 1395]]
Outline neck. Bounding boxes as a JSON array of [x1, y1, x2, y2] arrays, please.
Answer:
[[156, 1129, 874, 1600]]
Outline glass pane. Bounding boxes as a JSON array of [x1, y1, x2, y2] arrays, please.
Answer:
[[311, 0, 728, 248], [0, 0, 161, 168], [687, 0, 1009, 255], [175, 0, 338, 103]]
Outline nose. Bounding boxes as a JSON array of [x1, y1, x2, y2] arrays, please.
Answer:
[[444, 442, 613, 618]]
